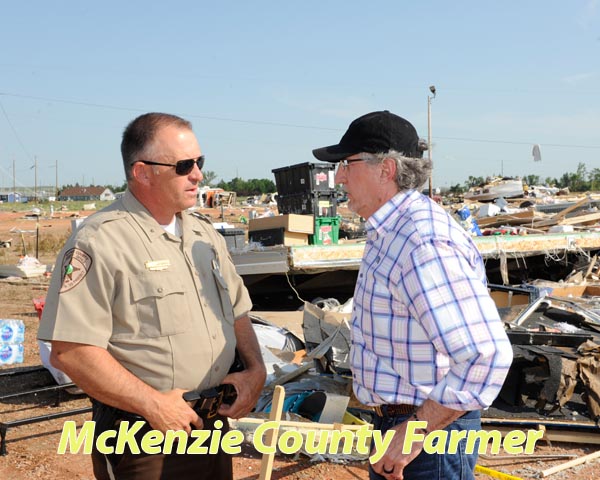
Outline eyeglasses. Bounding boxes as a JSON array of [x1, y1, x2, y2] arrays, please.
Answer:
[[338, 158, 366, 170], [133, 155, 205, 175]]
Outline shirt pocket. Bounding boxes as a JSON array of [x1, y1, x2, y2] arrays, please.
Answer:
[[129, 271, 192, 337]]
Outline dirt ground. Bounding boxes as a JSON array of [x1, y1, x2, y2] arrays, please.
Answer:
[[1, 207, 600, 480]]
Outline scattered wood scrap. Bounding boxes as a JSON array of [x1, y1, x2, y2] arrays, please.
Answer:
[[532, 211, 600, 229], [476, 210, 537, 229], [541, 449, 600, 477]]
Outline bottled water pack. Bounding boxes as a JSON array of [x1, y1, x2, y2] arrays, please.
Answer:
[[0, 319, 25, 365]]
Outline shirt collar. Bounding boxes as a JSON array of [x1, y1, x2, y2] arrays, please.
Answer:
[[366, 189, 419, 235], [121, 190, 182, 241]]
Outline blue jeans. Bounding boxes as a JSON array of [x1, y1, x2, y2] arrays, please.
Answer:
[[370, 410, 481, 480]]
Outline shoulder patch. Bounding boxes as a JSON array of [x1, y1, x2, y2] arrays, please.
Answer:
[[60, 248, 93, 293]]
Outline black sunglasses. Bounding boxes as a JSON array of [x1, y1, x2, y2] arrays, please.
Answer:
[[134, 156, 205, 175]]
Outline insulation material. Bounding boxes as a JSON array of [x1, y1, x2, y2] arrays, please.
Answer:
[[577, 340, 600, 421]]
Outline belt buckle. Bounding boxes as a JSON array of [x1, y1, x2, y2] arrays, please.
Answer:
[[189, 388, 224, 419], [202, 389, 224, 419]]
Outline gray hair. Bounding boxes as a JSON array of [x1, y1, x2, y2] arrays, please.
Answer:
[[360, 150, 432, 191]]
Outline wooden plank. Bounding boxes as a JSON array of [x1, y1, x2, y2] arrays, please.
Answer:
[[584, 254, 598, 280], [531, 195, 599, 228], [230, 231, 600, 275], [551, 195, 594, 221], [474, 232, 600, 259], [481, 416, 597, 429], [476, 211, 537, 229], [541, 449, 600, 477], [258, 385, 285, 480], [558, 211, 600, 226], [482, 425, 600, 445], [289, 244, 365, 271]]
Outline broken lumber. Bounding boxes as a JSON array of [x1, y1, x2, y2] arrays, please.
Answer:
[[258, 385, 285, 480], [541, 449, 600, 477]]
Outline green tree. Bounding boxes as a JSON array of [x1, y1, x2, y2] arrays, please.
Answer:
[[200, 170, 218, 186], [574, 162, 589, 191], [557, 163, 589, 192], [449, 183, 464, 194], [465, 176, 484, 188], [589, 168, 600, 192], [216, 177, 275, 195], [523, 175, 540, 186]]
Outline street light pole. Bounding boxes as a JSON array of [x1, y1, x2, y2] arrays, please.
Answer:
[[12, 158, 16, 203], [34, 156, 37, 203], [427, 85, 436, 198]]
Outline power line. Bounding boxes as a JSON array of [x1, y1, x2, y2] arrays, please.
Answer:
[[0, 99, 35, 161], [1, 91, 599, 149], [0, 92, 339, 131]]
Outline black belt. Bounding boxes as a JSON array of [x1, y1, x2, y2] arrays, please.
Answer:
[[373, 404, 417, 417], [183, 384, 237, 419], [93, 384, 237, 427]]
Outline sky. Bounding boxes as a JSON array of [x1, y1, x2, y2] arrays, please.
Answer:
[[1, 1, 599, 194]]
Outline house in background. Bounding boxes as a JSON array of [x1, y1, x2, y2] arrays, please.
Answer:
[[0, 192, 23, 203], [57, 186, 115, 202]]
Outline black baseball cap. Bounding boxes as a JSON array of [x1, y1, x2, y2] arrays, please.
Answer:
[[312, 110, 422, 162]]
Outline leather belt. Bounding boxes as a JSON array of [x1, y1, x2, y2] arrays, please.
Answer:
[[373, 404, 417, 417]]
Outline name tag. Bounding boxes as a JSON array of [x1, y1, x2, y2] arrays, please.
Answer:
[[145, 259, 171, 271]]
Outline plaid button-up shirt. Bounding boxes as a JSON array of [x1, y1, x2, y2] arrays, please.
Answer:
[[351, 190, 512, 410]]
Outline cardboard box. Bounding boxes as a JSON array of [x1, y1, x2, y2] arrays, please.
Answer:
[[249, 214, 314, 234], [249, 227, 309, 246]]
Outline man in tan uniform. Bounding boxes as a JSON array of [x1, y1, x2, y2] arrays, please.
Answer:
[[38, 112, 266, 479]]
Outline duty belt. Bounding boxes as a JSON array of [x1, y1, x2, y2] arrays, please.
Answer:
[[95, 384, 238, 425], [183, 384, 237, 419]]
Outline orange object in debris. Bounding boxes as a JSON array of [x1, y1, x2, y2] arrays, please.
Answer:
[[33, 297, 45, 320], [203, 188, 225, 208]]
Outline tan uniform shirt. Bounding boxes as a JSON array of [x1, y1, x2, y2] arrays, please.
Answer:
[[38, 191, 252, 392]]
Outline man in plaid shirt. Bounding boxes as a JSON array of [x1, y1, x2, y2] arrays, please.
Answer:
[[313, 111, 512, 480]]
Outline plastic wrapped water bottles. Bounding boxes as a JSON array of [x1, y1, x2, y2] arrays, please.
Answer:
[[0, 319, 25, 365]]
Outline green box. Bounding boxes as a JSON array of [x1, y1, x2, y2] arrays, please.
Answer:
[[309, 216, 340, 245]]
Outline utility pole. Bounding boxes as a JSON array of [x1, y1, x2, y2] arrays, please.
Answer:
[[427, 85, 436, 198], [55, 160, 59, 198], [34, 156, 38, 203]]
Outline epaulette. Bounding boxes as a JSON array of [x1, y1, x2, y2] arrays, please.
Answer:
[[76, 210, 127, 233], [189, 211, 213, 224]]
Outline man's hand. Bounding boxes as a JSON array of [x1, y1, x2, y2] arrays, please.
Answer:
[[371, 422, 423, 480], [217, 366, 266, 419], [371, 401, 465, 479], [50, 341, 203, 435], [144, 388, 203, 434]]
